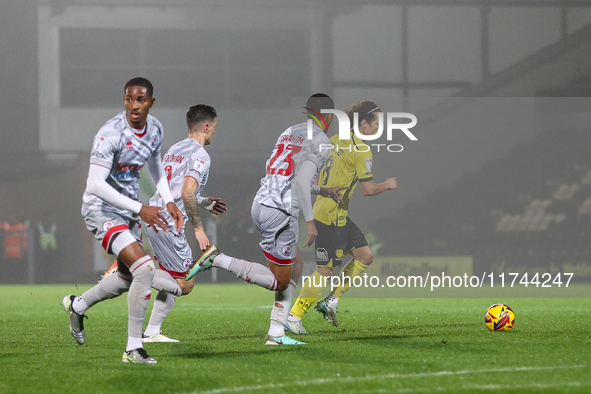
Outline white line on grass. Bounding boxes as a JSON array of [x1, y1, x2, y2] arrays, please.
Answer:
[[184, 364, 590, 394], [354, 381, 589, 393]]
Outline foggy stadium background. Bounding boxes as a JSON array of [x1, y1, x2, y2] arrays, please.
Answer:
[[1, 0, 591, 286]]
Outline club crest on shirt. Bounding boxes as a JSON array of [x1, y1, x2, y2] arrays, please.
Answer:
[[103, 221, 115, 232], [282, 245, 292, 256]]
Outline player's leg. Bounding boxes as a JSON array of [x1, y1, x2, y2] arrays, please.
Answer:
[[186, 247, 278, 290], [147, 225, 187, 297], [185, 201, 281, 290], [265, 258, 304, 345], [142, 224, 191, 343], [262, 213, 305, 345], [329, 245, 372, 301], [286, 266, 334, 334], [319, 219, 372, 326], [62, 214, 135, 345], [143, 277, 193, 343], [289, 220, 341, 329], [117, 239, 157, 364]]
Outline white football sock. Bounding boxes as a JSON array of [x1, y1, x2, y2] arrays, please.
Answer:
[[126, 255, 155, 352], [268, 280, 296, 337], [215, 253, 277, 290], [77, 271, 133, 314], [144, 291, 176, 337], [151, 269, 182, 296]]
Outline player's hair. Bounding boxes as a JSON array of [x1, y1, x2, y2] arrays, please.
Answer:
[[186, 104, 217, 132], [345, 100, 381, 127], [305, 93, 334, 116], [124, 77, 154, 97]]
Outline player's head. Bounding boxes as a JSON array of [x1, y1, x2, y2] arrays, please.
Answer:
[[346, 100, 381, 136], [186, 104, 217, 146], [305, 93, 335, 132], [123, 77, 155, 129]]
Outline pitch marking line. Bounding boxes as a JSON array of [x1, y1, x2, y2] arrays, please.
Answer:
[[355, 381, 590, 393], [184, 364, 590, 394]]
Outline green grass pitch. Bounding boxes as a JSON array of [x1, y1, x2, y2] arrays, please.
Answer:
[[0, 283, 590, 393]]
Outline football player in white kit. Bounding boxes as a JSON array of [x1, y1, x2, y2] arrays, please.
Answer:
[[140, 104, 227, 342], [61, 77, 183, 364], [186, 94, 346, 345]]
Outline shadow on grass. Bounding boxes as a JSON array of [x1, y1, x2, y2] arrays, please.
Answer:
[[308, 322, 477, 335], [174, 346, 304, 359]]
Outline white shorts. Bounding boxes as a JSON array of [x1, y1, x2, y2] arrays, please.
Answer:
[[145, 224, 193, 279], [251, 200, 297, 265], [83, 208, 142, 255]]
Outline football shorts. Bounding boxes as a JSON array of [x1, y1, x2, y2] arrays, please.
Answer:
[[314, 218, 368, 268], [251, 200, 297, 265], [145, 224, 193, 279], [83, 208, 142, 255]]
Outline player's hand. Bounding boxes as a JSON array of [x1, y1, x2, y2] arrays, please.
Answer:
[[385, 177, 398, 190], [194, 227, 210, 251], [166, 202, 184, 233], [206, 197, 228, 215], [303, 220, 317, 248], [139, 205, 168, 233], [320, 186, 349, 204]]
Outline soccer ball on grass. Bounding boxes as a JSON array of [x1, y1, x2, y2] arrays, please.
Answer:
[[484, 303, 515, 331]]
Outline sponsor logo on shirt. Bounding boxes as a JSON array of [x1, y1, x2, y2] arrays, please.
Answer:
[[183, 259, 192, 269], [114, 163, 144, 180], [151, 135, 158, 147], [126, 141, 133, 150], [316, 248, 329, 262], [365, 158, 373, 172]]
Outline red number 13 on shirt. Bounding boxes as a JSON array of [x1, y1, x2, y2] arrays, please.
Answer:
[[266, 144, 302, 176]]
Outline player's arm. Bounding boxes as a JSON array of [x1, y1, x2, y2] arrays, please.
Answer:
[[147, 153, 184, 233], [312, 185, 349, 204], [359, 177, 398, 196], [295, 160, 319, 247], [310, 156, 348, 203], [181, 176, 210, 251], [353, 147, 398, 196], [86, 164, 169, 231]]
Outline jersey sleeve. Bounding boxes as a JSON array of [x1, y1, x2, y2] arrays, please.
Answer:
[[355, 144, 374, 182], [89, 131, 118, 169], [150, 117, 164, 157], [186, 151, 211, 185]]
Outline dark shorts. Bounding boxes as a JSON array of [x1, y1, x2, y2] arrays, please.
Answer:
[[314, 218, 368, 268]]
